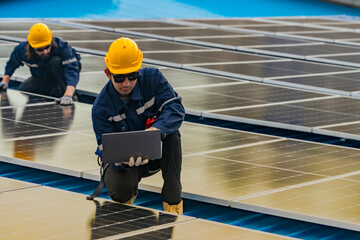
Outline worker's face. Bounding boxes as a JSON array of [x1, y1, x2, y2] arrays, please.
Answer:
[[110, 71, 138, 99], [34, 44, 51, 58]]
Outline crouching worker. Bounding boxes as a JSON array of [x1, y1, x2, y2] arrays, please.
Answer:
[[0, 23, 81, 105], [91, 37, 185, 214]]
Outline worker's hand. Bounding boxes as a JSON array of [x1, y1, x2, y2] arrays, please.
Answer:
[[133, 156, 149, 166], [56, 95, 73, 105], [0, 82, 8, 91], [115, 156, 149, 168]]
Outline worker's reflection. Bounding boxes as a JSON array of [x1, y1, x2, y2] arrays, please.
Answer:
[[88, 200, 176, 239], [0, 91, 74, 161]]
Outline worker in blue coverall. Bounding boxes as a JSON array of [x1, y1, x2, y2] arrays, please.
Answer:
[[92, 37, 185, 214], [0, 23, 81, 105]]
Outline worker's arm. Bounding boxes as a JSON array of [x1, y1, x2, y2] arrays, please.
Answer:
[[63, 85, 76, 97], [1, 75, 10, 84], [0, 75, 10, 90]]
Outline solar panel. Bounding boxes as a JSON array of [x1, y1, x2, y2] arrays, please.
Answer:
[[0, 118, 65, 139], [0, 21, 78, 31], [207, 139, 360, 177], [0, 89, 54, 105], [180, 18, 278, 26], [188, 60, 352, 80], [143, 50, 275, 65], [290, 31, 360, 40], [65, 18, 360, 74], [71, 20, 189, 29], [125, 27, 249, 38], [71, 38, 206, 53], [233, 178, 360, 231], [124, 219, 298, 240], [1, 92, 93, 133], [235, 25, 328, 33], [0, 184, 193, 239], [183, 35, 309, 47], [0, 43, 17, 58], [79, 54, 107, 72], [0, 177, 296, 240], [3, 21, 360, 140], [2, 19, 358, 96], [2, 20, 360, 141], [179, 122, 279, 154], [254, 43, 360, 56], [139, 138, 360, 231], [0, 177, 37, 193], [316, 54, 360, 64], [160, 68, 240, 88], [290, 96, 360, 115], [177, 82, 327, 112], [264, 71, 360, 93], [137, 40, 206, 51], [205, 103, 359, 129]]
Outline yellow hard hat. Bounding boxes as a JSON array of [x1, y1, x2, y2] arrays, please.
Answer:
[[27, 23, 53, 48], [104, 37, 143, 74]]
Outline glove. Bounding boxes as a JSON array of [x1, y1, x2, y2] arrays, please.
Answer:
[[0, 82, 8, 91], [57, 95, 73, 106], [115, 156, 149, 168]]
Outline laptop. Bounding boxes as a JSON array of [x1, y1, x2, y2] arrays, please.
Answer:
[[102, 129, 162, 164]]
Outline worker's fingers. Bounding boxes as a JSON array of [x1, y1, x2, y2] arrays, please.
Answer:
[[141, 159, 149, 165], [135, 156, 142, 166]]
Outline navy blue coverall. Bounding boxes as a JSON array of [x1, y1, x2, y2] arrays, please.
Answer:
[[4, 37, 81, 97], [92, 67, 185, 204]]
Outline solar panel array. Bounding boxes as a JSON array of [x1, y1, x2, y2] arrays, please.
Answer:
[[3, 19, 360, 140], [3, 177, 294, 240], [1, 17, 360, 235]]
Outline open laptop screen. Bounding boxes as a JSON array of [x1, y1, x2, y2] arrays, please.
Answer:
[[102, 129, 162, 164]]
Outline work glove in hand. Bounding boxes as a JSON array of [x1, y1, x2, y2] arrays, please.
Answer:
[[56, 95, 73, 106], [0, 82, 8, 91], [115, 156, 149, 168]]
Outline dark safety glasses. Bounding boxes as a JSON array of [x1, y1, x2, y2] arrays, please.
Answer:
[[112, 72, 139, 83], [34, 44, 51, 53]]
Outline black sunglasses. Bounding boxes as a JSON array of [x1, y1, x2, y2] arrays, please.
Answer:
[[112, 72, 139, 83], [35, 44, 51, 52]]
